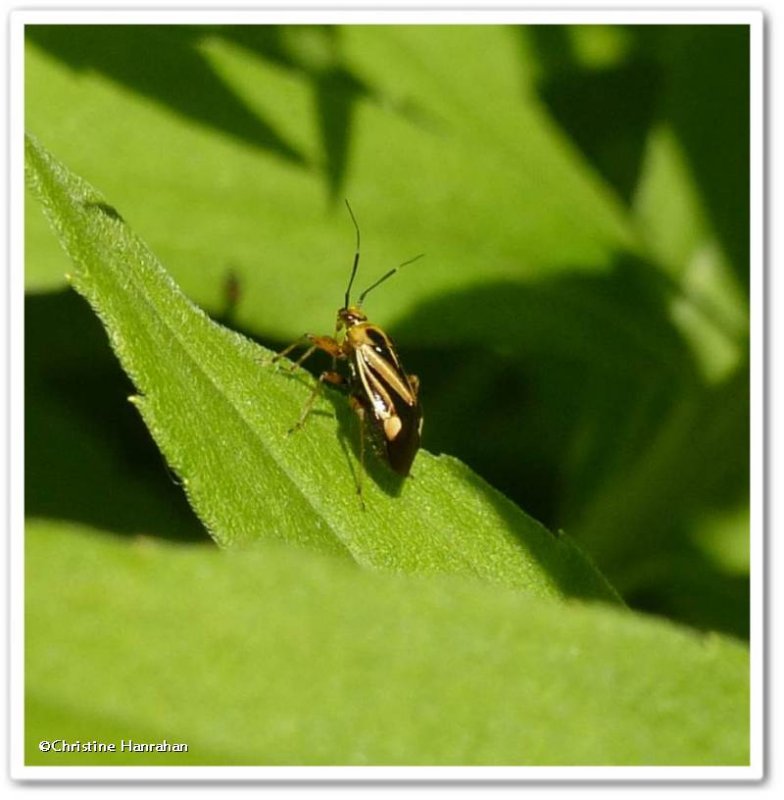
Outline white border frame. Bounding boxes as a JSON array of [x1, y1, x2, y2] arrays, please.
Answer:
[[7, 5, 764, 782]]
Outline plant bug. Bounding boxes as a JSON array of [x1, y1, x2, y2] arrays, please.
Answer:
[[272, 201, 423, 501]]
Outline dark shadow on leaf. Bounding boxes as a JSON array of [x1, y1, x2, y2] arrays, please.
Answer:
[[523, 25, 662, 204], [625, 546, 750, 640], [215, 25, 440, 204], [313, 65, 365, 204], [523, 25, 750, 293], [26, 25, 305, 167], [214, 26, 364, 202], [658, 26, 750, 294], [25, 289, 210, 543]]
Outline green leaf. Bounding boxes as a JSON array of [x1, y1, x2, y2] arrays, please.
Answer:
[[25, 132, 618, 604], [25, 520, 749, 766]]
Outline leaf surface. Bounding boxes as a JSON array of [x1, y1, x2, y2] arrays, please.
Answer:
[[25, 520, 750, 766]]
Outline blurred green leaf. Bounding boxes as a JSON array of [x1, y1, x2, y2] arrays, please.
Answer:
[[26, 520, 749, 766], [25, 132, 618, 602]]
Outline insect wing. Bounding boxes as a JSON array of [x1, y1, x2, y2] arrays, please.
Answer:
[[384, 389, 422, 475], [353, 329, 422, 475]]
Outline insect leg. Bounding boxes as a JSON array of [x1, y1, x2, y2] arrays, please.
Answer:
[[288, 370, 345, 435], [287, 345, 318, 372], [349, 395, 367, 510], [270, 336, 308, 364], [271, 334, 342, 371]]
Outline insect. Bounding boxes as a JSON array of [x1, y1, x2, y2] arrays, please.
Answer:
[[272, 201, 423, 501]]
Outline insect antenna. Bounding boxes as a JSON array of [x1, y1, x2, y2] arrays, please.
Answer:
[[344, 199, 361, 308], [358, 253, 424, 307]]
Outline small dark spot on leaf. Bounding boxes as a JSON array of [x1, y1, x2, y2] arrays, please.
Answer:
[[83, 200, 124, 222]]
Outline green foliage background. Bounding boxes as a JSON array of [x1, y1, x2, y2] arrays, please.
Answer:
[[24, 24, 751, 766]]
